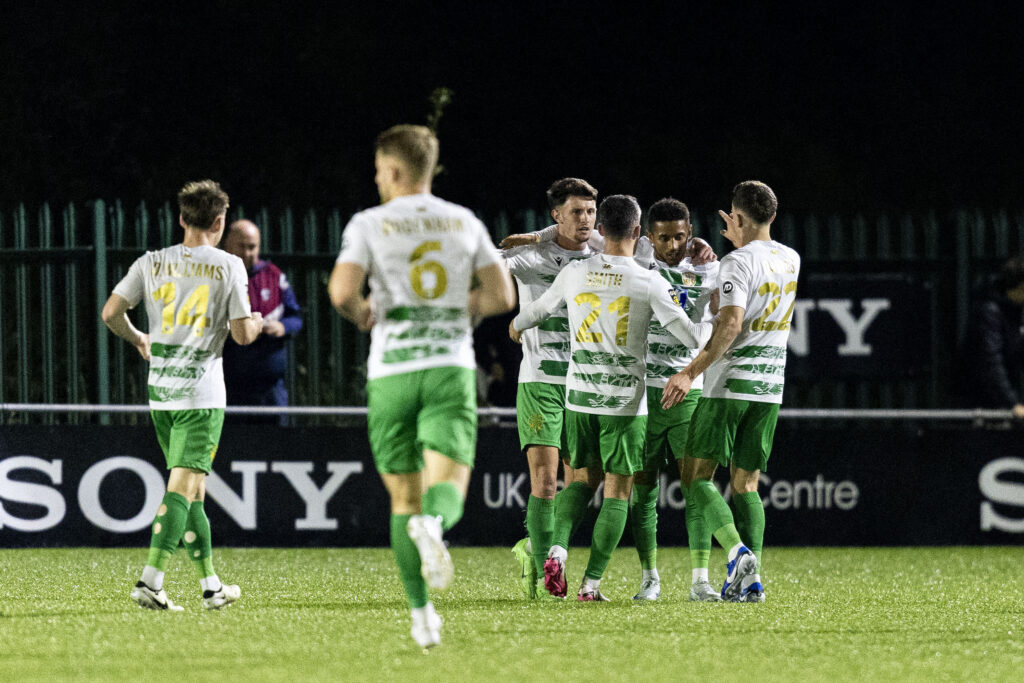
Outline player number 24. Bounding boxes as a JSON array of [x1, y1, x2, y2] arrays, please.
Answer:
[[574, 293, 630, 345], [152, 283, 212, 337], [751, 280, 797, 331]]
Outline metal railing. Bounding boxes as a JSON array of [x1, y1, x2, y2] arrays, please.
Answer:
[[2, 200, 1023, 420]]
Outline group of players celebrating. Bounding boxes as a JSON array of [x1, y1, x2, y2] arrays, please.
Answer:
[[104, 123, 800, 651]]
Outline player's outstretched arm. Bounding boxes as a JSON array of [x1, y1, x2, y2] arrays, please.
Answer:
[[509, 268, 568, 343], [101, 293, 150, 361], [230, 312, 264, 345], [661, 305, 744, 409], [469, 263, 516, 319], [328, 262, 374, 331]]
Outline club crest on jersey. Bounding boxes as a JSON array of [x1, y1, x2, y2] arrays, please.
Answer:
[[723, 281, 734, 294], [682, 272, 697, 287]]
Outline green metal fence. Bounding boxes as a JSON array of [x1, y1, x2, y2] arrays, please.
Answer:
[[1, 200, 1022, 423]]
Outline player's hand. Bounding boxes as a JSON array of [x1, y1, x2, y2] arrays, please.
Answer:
[[498, 233, 539, 250], [250, 312, 264, 328], [660, 371, 692, 409], [262, 320, 286, 337], [687, 237, 717, 264], [133, 333, 151, 361], [354, 300, 376, 331], [719, 210, 743, 248], [1013, 404, 1024, 420], [508, 320, 523, 344]]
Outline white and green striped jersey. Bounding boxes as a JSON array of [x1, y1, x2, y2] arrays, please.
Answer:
[[704, 240, 801, 404], [503, 237, 595, 384], [638, 256, 719, 389], [113, 244, 251, 410], [336, 193, 502, 380], [513, 254, 712, 417], [531, 225, 718, 388]]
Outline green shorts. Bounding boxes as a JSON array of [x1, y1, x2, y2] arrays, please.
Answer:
[[516, 382, 569, 453], [685, 397, 779, 472], [565, 409, 647, 476], [643, 387, 701, 472], [366, 366, 477, 474], [150, 409, 224, 474]]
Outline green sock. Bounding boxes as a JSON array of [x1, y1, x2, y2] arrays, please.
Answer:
[[684, 483, 712, 572], [526, 495, 554, 576], [422, 481, 464, 531], [629, 483, 658, 570], [552, 481, 592, 550], [183, 500, 216, 579], [583, 498, 629, 580], [145, 492, 190, 571], [733, 491, 765, 566], [689, 480, 742, 550], [390, 514, 428, 608]]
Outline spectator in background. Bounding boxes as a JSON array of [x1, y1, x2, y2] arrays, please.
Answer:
[[222, 219, 303, 423], [962, 254, 1024, 418]]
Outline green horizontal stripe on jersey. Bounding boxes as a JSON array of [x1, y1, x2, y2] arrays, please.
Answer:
[[150, 343, 212, 362], [538, 360, 570, 376], [150, 365, 201, 380], [387, 324, 463, 341], [724, 378, 783, 396], [735, 363, 786, 376], [571, 350, 638, 368], [648, 342, 692, 356], [649, 320, 666, 334], [571, 372, 638, 388], [659, 269, 685, 285], [385, 306, 463, 322], [538, 317, 570, 332], [567, 390, 632, 410], [731, 345, 787, 360], [540, 340, 571, 352], [381, 344, 451, 364], [538, 274, 557, 284], [645, 363, 676, 379], [148, 385, 194, 402]]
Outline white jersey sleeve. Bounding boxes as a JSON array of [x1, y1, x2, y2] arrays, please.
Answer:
[[336, 214, 372, 268], [113, 259, 146, 307], [649, 278, 712, 349]]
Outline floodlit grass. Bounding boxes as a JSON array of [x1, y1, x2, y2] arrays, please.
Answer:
[[1, 546, 1021, 681]]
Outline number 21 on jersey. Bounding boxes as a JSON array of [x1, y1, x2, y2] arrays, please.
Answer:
[[574, 293, 630, 345]]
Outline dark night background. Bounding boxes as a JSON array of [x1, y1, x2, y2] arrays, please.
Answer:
[[1, 2, 1021, 216]]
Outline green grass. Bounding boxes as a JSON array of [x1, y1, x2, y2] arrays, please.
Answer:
[[1, 547, 1022, 681]]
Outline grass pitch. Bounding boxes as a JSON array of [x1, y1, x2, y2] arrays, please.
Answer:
[[1, 546, 1021, 681]]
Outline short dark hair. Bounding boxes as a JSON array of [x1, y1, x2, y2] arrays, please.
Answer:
[[997, 254, 1024, 291], [647, 197, 690, 224], [546, 177, 598, 210], [731, 180, 777, 224], [597, 195, 641, 241], [376, 124, 439, 181], [178, 180, 229, 230]]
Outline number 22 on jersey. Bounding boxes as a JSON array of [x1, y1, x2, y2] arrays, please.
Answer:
[[751, 280, 797, 331], [152, 283, 211, 336], [574, 293, 631, 345]]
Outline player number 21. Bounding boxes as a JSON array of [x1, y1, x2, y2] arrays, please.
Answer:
[[152, 283, 212, 337], [574, 293, 630, 345]]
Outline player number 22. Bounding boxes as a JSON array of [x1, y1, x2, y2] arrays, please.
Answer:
[[751, 280, 797, 331], [152, 283, 212, 337], [574, 293, 630, 345]]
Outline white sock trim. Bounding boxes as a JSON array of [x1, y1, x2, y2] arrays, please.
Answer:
[[692, 568, 709, 583]]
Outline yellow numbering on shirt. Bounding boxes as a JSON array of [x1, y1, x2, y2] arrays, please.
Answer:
[[409, 240, 448, 299], [574, 293, 631, 345], [152, 283, 212, 337], [751, 280, 797, 331]]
